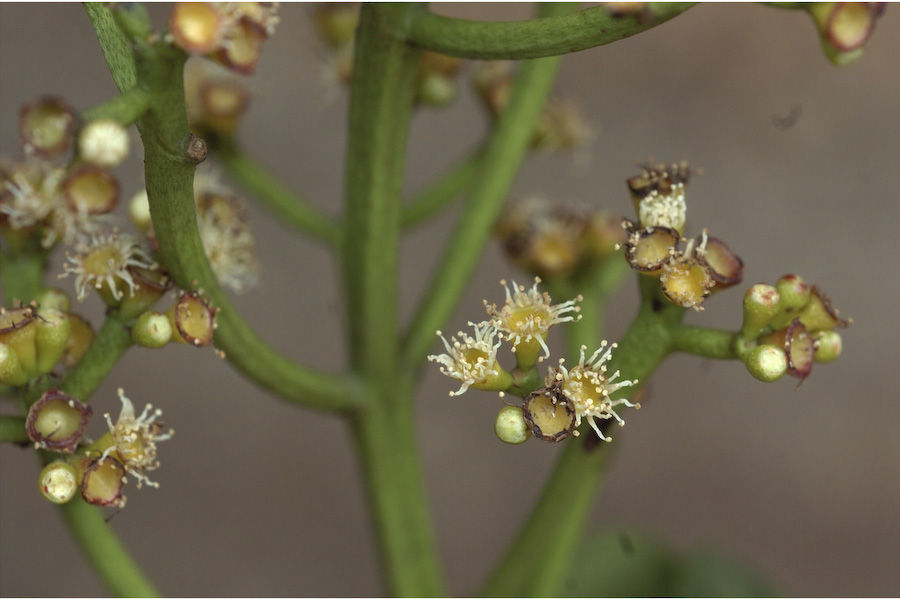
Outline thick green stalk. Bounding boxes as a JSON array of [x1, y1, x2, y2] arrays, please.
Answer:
[[482, 276, 685, 596], [61, 313, 132, 402], [60, 498, 160, 597], [405, 3, 695, 60], [130, 43, 355, 412], [0, 249, 46, 304], [82, 86, 151, 124], [672, 325, 739, 359], [401, 148, 483, 229], [343, 5, 444, 595], [215, 140, 341, 247], [403, 3, 576, 370], [0, 416, 27, 443]]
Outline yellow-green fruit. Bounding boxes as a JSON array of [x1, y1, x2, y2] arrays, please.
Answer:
[[0, 342, 28, 386], [814, 330, 842, 363], [494, 405, 529, 445], [744, 344, 788, 383]]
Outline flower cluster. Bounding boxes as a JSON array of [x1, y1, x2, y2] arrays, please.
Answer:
[[736, 275, 850, 383], [620, 161, 743, 311], [168, 2, 280, 74], [429, 277, 639, 445], [27, 388, 173, 508]]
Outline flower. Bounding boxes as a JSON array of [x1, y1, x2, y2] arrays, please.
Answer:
[[549, 342, 638, 441], [427, 321, 511, 396], [637, 183, 687, 232], [97, 388, 173, 489], [61, 231, 155, 301], [484, 278, 581, 362], [0, 158, 63, 230]]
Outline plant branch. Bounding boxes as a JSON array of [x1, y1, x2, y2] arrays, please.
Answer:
[[0, 416, 27, 443], [401, 147, 483, 229], [343, 5, 445, 595], [404, 3, 695, 60], [403, 3, 576, 371], [82, 86, 151, 124], [59, 497, 160, 597], [214, 140, 341, 247], [672, 324, 738, 359], [84, 3, 137, 93], [482, 276, 685, 596], [0, 248, 46, 304]]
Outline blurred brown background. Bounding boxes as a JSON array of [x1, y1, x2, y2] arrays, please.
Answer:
[[2, 3, 899, 596]]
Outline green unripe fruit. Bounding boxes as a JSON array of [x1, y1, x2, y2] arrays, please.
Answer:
[[132, 311, 173, 348], [814, 330, 842, 363], [494, 405, 529, 445], [770, 274, 811, 330], [740, 283, 780, 339]]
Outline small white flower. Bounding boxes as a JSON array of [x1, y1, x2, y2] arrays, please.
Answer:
[[78, 119, 130, 168], [485, 277, 581, 360], [99, 388, 173, 489], [61, 231, 154, 301], [638, 182, 687, 231], [550, 342, 638, 441], [427, 321, 508, 396]]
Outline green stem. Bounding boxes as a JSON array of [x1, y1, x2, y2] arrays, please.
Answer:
[[61, 313, 133, 401], [215, 140, 341, 247], [672, 325, 738, 359], [84, 3, 137, 93], [482, 276, 685, 596], [403, 3, 576, 371], [60, 497, 160, 597], [0, 415, 27, 443], [0, 248, 46, 304], [401, 148, 483, 229], [343, 5, 444, 595], [127, 42, 355, 412], [82, 86, 151, 124], [405, 3, 695, 60]]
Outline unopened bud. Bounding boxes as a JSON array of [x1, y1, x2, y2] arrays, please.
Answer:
[[34, 307, 71, 374], [770, 274, 811, 330], [167, 292, 216, 346], [494, 405, 529, 445], [26, 388, 93, 452], [417, 73, 458, 107], [0, 342, 28, 386], [19, 96, 76, 158], [744, 344, 788, 382], [313, 4, 360, 47], [35, 288, 71, 313], [78, 119, 130, 168], [129, 190, 153, 236], [813, 329, 842, 363], [522, 386, 575, 443], [62, 167, 119, 215], [740, 283, 781, 339], [132, 311, 173, 348], [39, 460, 79, 504], [0, 306, 38, 376]]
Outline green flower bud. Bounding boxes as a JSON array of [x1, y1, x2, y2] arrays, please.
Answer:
[[34, 307, 70, 374], [25, 388, 93, 453], [313, 4, 360, 47], [743, 344, 788, 383], [78, 119, 130, 168], [0, 306, 38, 376], [129, 190, 153, 236], [39, 460, 79, 504], [417, 72, 458, 107], [813, 330, 842, 363], [35, 288, 72, 313], [132, 311, 173, 348], [770, 274, 811, 330], [117, 266, 172, 320], [522, 386, 575, 443], [0, 342, 28, 386], [494, 405, 529, 445], [740, 283, 781, 339]]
